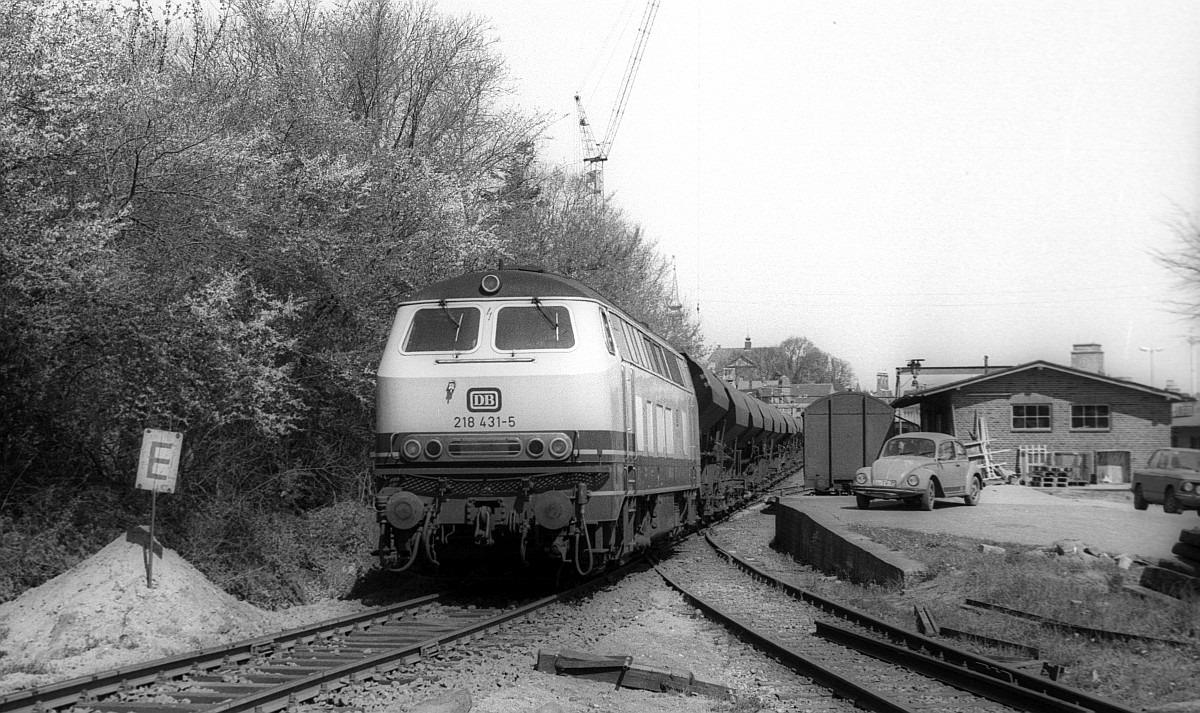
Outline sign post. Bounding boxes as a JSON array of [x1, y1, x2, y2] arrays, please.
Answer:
[[135, 429, 182, 588]]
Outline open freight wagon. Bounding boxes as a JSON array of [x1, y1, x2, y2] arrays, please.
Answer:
[[803, 392, 914, 493]]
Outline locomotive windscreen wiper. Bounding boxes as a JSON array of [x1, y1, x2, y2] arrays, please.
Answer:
[[437, 300, 464, 344], [531, 297, 560, 341]]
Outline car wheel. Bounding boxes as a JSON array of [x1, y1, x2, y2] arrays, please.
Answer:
[[1133, 485, 1148, 511], [1164, 488, 1182, 514], [920, 480, 936, 511], [963, 477, 981, 506], [855, 494, 871, 510]]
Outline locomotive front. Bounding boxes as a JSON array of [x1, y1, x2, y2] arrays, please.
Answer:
[[372, 270, 628, 572]]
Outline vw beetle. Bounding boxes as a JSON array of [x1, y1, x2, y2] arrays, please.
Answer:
[[852, 432, 984, 510]]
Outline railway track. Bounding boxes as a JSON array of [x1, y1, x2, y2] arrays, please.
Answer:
[[0, 591, 557, 713], [651, 530, 1139, 713]]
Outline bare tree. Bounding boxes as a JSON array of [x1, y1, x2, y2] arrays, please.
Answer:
[[1155, 215, 1200, 317]]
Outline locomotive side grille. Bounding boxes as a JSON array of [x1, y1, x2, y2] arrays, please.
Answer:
[[397, 472, 610, 497], [448, 438, 522, 458]]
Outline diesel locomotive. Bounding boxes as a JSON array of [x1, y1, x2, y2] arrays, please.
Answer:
[[371, 268, 800, 574]]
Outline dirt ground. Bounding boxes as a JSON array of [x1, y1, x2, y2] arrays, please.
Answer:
[[0, 528, 371, 695], [0, 524, 773, 712]]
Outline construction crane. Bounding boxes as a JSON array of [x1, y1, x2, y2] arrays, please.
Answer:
[[575, 0, 661, 197]]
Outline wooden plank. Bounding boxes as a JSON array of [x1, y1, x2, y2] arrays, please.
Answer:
[[535, 649, 734, 699]]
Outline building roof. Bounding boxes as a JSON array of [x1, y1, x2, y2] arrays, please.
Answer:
[[891, 359, 1187, 408]]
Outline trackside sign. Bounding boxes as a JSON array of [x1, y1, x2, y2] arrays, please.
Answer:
[[135, 429, 183, 493]]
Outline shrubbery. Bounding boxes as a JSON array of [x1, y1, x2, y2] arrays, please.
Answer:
[[0, 0, 704, 605]]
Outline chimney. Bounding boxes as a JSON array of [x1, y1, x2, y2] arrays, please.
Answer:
[[876, 372, 890, 393], [1071, 343, 1104, 375], [744, 336, 752, 350]]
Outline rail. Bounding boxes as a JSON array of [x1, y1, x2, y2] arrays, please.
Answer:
[[702, 532, 1139, 713]]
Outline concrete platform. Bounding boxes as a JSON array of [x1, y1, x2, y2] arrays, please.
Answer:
[[772, 484, 1196, 584]]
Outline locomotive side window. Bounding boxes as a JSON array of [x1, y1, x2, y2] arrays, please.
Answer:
[[403, 306, 481, 352], [495, 306, 575, 350], [600, 310, 617, 356], [666, 355, 685, 385], [620, 320, 648, 367], [643, 337, 669, 378], [607, 310, 630, 358]]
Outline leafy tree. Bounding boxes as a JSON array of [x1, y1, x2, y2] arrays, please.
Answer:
[[736, 336, 856, 391], [2, 0, 703, 605], [488, 170, 705, 355]]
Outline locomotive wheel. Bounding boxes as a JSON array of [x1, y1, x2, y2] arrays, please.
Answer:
[[855, 494, 871, 510]]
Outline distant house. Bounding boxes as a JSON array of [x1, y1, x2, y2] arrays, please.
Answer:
[[891, 344, 1185, 483], [706, 337, 833, 417], [751, 382, 835, 418], [707, 337, 778, 389]]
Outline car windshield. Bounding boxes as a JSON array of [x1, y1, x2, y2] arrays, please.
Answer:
[[1178, 451, 1200, 472], [883, 437, 936, 458]]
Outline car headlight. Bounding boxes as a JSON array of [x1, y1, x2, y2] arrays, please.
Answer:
[[1183, 481, 1197, 493], [855, 472, 868, 484], [907, 474, 921, 487]]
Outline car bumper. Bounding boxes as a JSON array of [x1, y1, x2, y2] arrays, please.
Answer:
[[1178, 491, 1200, 509], [852, 486, 922, 500]]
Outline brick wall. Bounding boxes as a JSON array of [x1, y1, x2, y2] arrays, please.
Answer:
[[938, 368, 1172, 479]]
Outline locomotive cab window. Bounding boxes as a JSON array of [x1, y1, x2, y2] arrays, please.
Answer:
[[403, 306, 481, 352], [496, 305, 575, 350]]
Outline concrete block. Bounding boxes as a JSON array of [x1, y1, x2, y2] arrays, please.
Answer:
[[772, 498, 926, 587]]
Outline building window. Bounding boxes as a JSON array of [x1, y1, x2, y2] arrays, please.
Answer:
[[1012, 403, 1051, 431], [1071, 404, 1110, 430]]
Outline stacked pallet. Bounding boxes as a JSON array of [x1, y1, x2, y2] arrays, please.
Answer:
[[1137, 527, 1200, 599], [1026, 464, 1074, 487]]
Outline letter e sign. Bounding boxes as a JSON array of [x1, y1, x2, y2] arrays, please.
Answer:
[[135, 429, 183, 493]]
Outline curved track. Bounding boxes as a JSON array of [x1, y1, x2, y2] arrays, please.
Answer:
[[651, 531, 1139, 713]]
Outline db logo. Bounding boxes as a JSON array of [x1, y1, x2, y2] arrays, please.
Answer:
[[466, 388, 502, 412]]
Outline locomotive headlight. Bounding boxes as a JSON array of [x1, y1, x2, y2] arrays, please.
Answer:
[[401, 438, 422, 460], [424, 439, 444, 459], [480, 273, 501, 295], [548, 435, 572, 459], [907, 474, 921, 486], [1183, 481, 1197, 493], [855, 472, 867, 485], [526, 438, 545, 457]]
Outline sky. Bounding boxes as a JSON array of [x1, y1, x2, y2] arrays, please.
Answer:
[[436, 0, 1200, 394]]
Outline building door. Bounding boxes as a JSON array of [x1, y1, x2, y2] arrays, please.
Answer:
[[1095, 450, 1131, 484]]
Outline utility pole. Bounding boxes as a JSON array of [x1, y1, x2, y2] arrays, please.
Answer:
[[1188, 332, 1200, 397]]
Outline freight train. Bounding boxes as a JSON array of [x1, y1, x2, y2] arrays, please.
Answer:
[[370, 268, 800, 575]]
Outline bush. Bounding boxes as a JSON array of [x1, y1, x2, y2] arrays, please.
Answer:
[[175, 499, 376, 610]]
